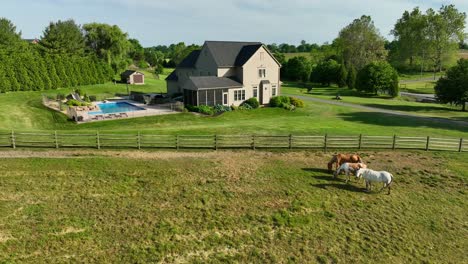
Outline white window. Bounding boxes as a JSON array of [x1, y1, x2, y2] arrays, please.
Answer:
[[234, 90, 246, 101], [258, 69, 266, 78], [272, 84, 277, 96], [253, 86, 258, 98]]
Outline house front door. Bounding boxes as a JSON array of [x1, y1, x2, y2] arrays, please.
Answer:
[[223, 92, 228, 106], [260, 82, 270, 105]]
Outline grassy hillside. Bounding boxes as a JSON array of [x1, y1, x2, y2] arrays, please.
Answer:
[[0, 150, 466, 262]]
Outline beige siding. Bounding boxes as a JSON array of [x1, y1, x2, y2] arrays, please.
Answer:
[[241, 46, 281, 104], [217, 67, 238, 77]]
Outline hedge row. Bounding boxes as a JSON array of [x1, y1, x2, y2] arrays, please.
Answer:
[[0, 47, 114, 92]]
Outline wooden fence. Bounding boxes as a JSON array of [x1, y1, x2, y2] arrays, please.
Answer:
[[0, 131, 466, 152]]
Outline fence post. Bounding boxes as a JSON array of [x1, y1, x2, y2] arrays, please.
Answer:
[[137, 132, 141, 150], [214, 135, 218, 150], [358, 134, 362, 149], [289, 134, 293, 150], [425, 136, 430, 151], [459, 138, 464, 152], [54, 131, 59, 149], [176, 135, 179, 150], [252, 135, 256, 150], [392, 135, 396, 150], [96, 131, 100, 149], [324, 134, 328, 152], [10, 130, 16, 149]]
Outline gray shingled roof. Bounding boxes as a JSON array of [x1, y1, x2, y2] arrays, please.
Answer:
[[121, 70, 143, 78], [205, 41, 262, 67], [187, 76, 243, 90], [177, 50, 201, 68], [165, 70, 178, 81]]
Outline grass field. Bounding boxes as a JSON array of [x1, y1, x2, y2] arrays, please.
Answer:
[[399, 81, 436, 94], [0, 67, 466, 137], [0, 149, 466, 262], [282, 84, 468, 123]]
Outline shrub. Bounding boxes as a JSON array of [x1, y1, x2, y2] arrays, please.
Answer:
[[197, 105, 214, 115], [83, 93, 91, 102], [269, 96, 290, 107], [65, 99, 89, 106], [242, 97, 260, 109], [74, 89, 83, 96], [56, 93, 66, 100], [289, 97, 305, 108], [283, 103, 296, 111], [238, 103, 253, 110], [213, 104, 232, 113], [89, 95, 97, 102]]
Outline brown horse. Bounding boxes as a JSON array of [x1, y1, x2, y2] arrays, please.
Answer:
[[327, 153, 362, 172]]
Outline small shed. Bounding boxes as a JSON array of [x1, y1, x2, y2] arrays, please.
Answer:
[[121, 70, 145, 85]]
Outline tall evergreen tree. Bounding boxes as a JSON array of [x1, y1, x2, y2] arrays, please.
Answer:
[[39, 19, 85, 55]]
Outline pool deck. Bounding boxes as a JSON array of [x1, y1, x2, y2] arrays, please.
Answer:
[[76, 99, 181, 123]]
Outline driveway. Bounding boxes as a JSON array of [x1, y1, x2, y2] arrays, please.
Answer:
[[284, 94, 468, 127]]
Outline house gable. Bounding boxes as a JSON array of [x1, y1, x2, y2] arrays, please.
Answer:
[[194, 44, 218, 76]]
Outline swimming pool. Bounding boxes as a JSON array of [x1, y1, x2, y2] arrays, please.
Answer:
[[89, 102, 145, 115]]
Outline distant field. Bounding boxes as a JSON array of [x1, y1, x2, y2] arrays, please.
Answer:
[[283, 52, 311, 60], [460, 49, 468, 59], [0, 150, 466, 262], [399, 81, 436, 94]]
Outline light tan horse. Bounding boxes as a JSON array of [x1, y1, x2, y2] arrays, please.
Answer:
[[327, 153, 362, 173]]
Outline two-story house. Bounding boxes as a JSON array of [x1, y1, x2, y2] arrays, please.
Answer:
[[166, 41, 281, 106]]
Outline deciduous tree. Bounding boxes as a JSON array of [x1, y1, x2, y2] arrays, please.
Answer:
[[435, 59, 468, 111]]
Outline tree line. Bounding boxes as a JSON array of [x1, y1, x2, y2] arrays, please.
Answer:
[[0, 18, 153, 92], [278, 4, 466, 98]]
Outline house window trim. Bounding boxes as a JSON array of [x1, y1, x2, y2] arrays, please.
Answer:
[[272, 84, 277, 96], [258, 68, 266, 78], [234, 89, 246, 101]]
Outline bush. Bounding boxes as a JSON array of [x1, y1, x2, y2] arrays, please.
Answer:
[[65, 99, 89, 106], [89, 95, 97, 102], [242, 97, 260, 109], [238, 103, 253, 110], [197, 105, 214, 115], [269, 96, 290, 107], [289, 97, 305, 108], [282, 103, 296, 111], [74, 89, 83, 96], [213, 104, 232, 113], [83, 93, 91, 102], [56, 93, 66, 100]]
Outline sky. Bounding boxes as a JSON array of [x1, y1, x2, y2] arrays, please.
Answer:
[[1, 0, 467, 47]]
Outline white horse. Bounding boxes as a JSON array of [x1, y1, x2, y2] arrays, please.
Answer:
[[356, 168, 394, 194], [334, 162, 367, 183]]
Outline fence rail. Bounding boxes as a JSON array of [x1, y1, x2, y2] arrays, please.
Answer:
[[0, 131, 466, 152]]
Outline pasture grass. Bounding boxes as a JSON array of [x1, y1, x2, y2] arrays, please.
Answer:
[[0, 150, 466, 262]]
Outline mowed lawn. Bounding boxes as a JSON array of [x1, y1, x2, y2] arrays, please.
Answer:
[[0, 87, 467, 137], [0, 150, 466, 262], [282, 84, 468, 122]]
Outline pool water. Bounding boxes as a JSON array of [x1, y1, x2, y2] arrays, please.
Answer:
[[89, 102, 145, 115]]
